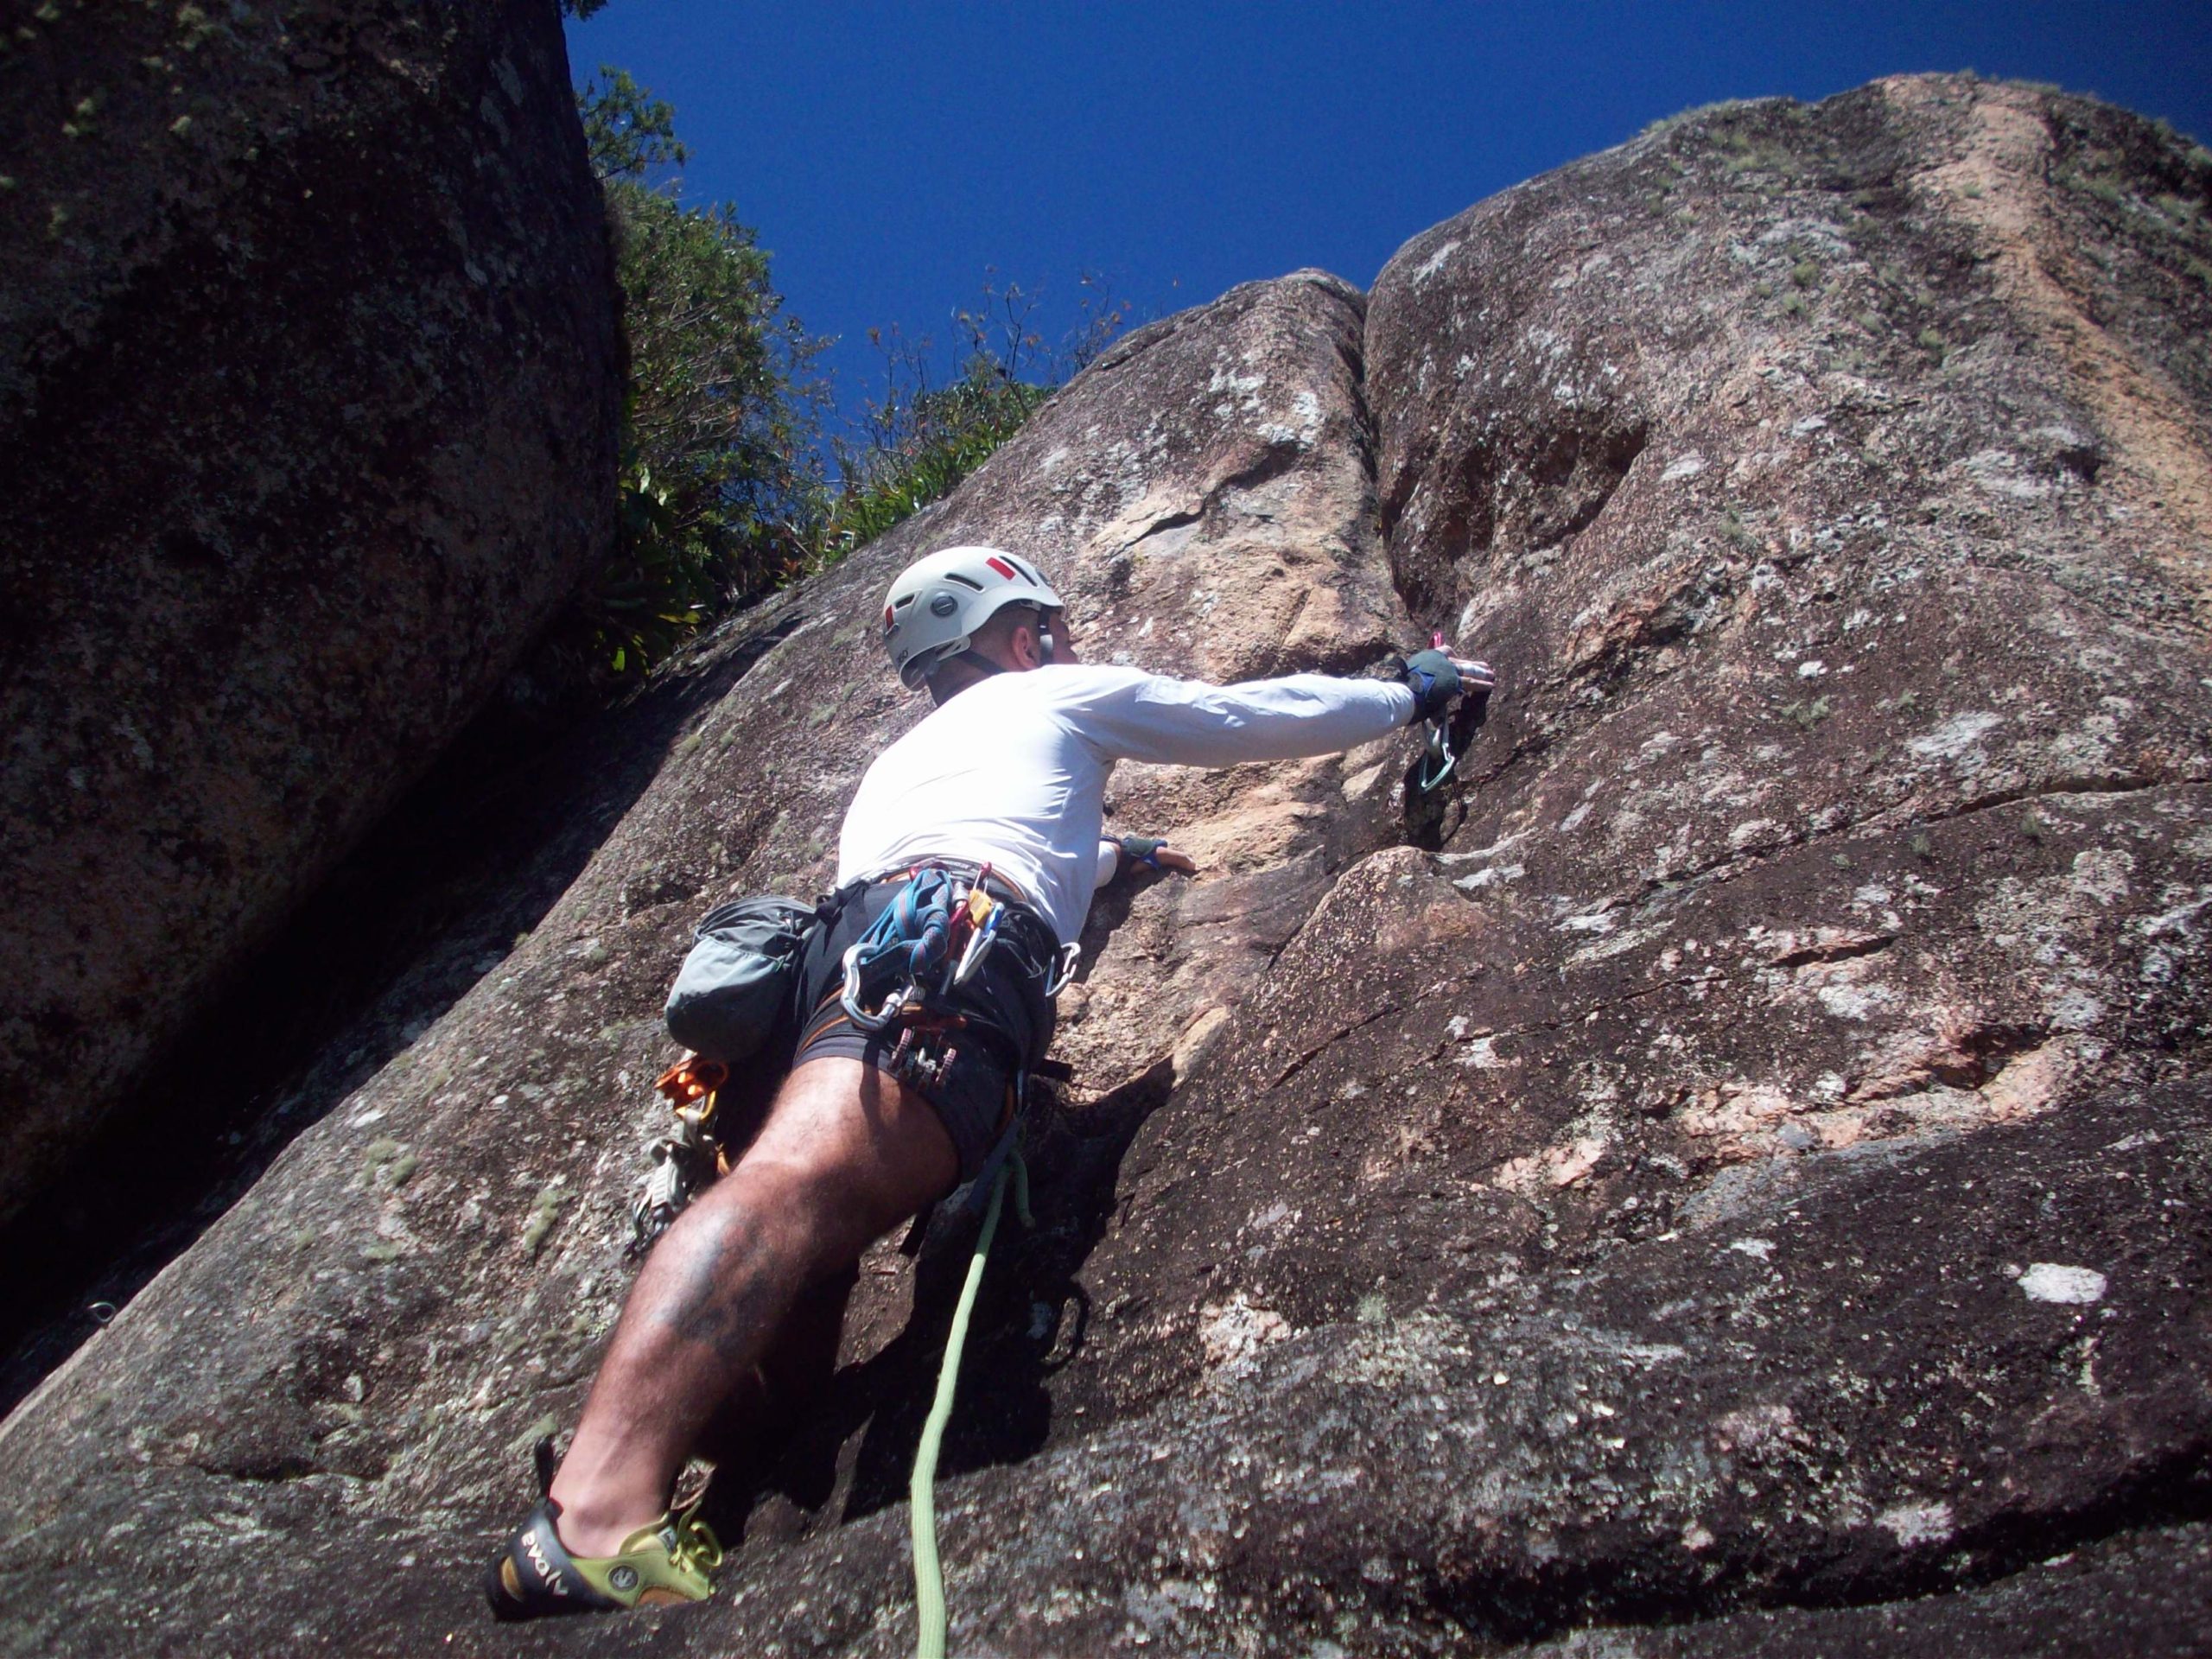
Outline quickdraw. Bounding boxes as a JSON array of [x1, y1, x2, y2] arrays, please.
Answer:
[[1412, 629, 1489, 797], [1416, 714, 1460, 794], [627, 1056, 730, 1256]]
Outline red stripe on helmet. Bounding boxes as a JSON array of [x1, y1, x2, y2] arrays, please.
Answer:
[[985, 556, 1020, 582]]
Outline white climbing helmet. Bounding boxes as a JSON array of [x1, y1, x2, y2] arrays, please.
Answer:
[[880, 545, 1065, 689]]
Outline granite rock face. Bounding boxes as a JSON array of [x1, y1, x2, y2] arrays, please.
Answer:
[[0, 0, 619, 1223], [2, 75, 2209, 1658]]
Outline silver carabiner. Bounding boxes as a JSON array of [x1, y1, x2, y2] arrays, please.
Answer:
[[953, 905, 1002, 987], [841, 940, 899, 1031], [1044, 941, 1082, 997], [1415, 715, 1458, 794]]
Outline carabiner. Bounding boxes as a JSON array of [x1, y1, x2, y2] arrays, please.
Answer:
[[1045, 941, 1082, 997], [953, 904, 1002, 987], [1415, 717, 1459, 794], [841, 940, 900, 1031]]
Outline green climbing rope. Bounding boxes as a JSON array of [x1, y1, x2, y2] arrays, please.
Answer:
[[911, 1152, 1031, 1659]]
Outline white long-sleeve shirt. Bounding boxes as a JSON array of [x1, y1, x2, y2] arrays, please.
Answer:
[[837, 664, 1415, 945]]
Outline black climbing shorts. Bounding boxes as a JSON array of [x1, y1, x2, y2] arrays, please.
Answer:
[[785, 874, 1057, 1184]]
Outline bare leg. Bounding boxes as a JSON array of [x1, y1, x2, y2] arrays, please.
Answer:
[[690, 1260, 859, 1491], [548, 1057, 956, 1554]]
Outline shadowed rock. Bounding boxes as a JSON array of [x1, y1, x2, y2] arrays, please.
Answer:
[[2, 74, 2209, 1658], [0, 0, 620, 1223]]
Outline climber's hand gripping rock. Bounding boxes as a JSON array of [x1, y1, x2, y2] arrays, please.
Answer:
[[1116, 833, 1198, 877], [1400, 648, 1497, 721], [1400, 639, 1496, 795]]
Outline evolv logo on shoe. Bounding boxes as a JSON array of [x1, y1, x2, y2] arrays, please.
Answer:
[[520, 1528, 569, 1595]]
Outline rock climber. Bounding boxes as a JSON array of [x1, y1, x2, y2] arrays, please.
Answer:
[[486, 544, 1493, 1617]]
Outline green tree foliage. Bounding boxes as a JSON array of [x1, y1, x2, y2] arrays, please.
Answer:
[[579, 67, 685, 180], [801, 274, 1127, 569], [568, 69, 1122, 681], [575, 68, 824, 677], [808, 365, 1051, 563]]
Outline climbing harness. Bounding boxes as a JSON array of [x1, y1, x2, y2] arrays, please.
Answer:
[[632, 865, 1065, 1248], [627, 1056, 730, 1256], [910, 1142, 1033, 1659], [841, 862, 1074, 1091], [840, 866, 976, 1027], [842, 866, 1004, 1025]]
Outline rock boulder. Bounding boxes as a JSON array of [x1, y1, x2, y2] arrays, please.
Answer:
[[0, 0, 619, 1222]]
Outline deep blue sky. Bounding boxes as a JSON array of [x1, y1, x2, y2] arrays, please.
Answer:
[[564, 3, 2212, 430]]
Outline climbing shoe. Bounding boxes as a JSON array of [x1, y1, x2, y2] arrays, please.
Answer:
[[484, 1495, 722, 1620]]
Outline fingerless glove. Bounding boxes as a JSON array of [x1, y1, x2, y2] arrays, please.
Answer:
[[1400, 648, 1462, 722], [1117, 835, 1169, 868]]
